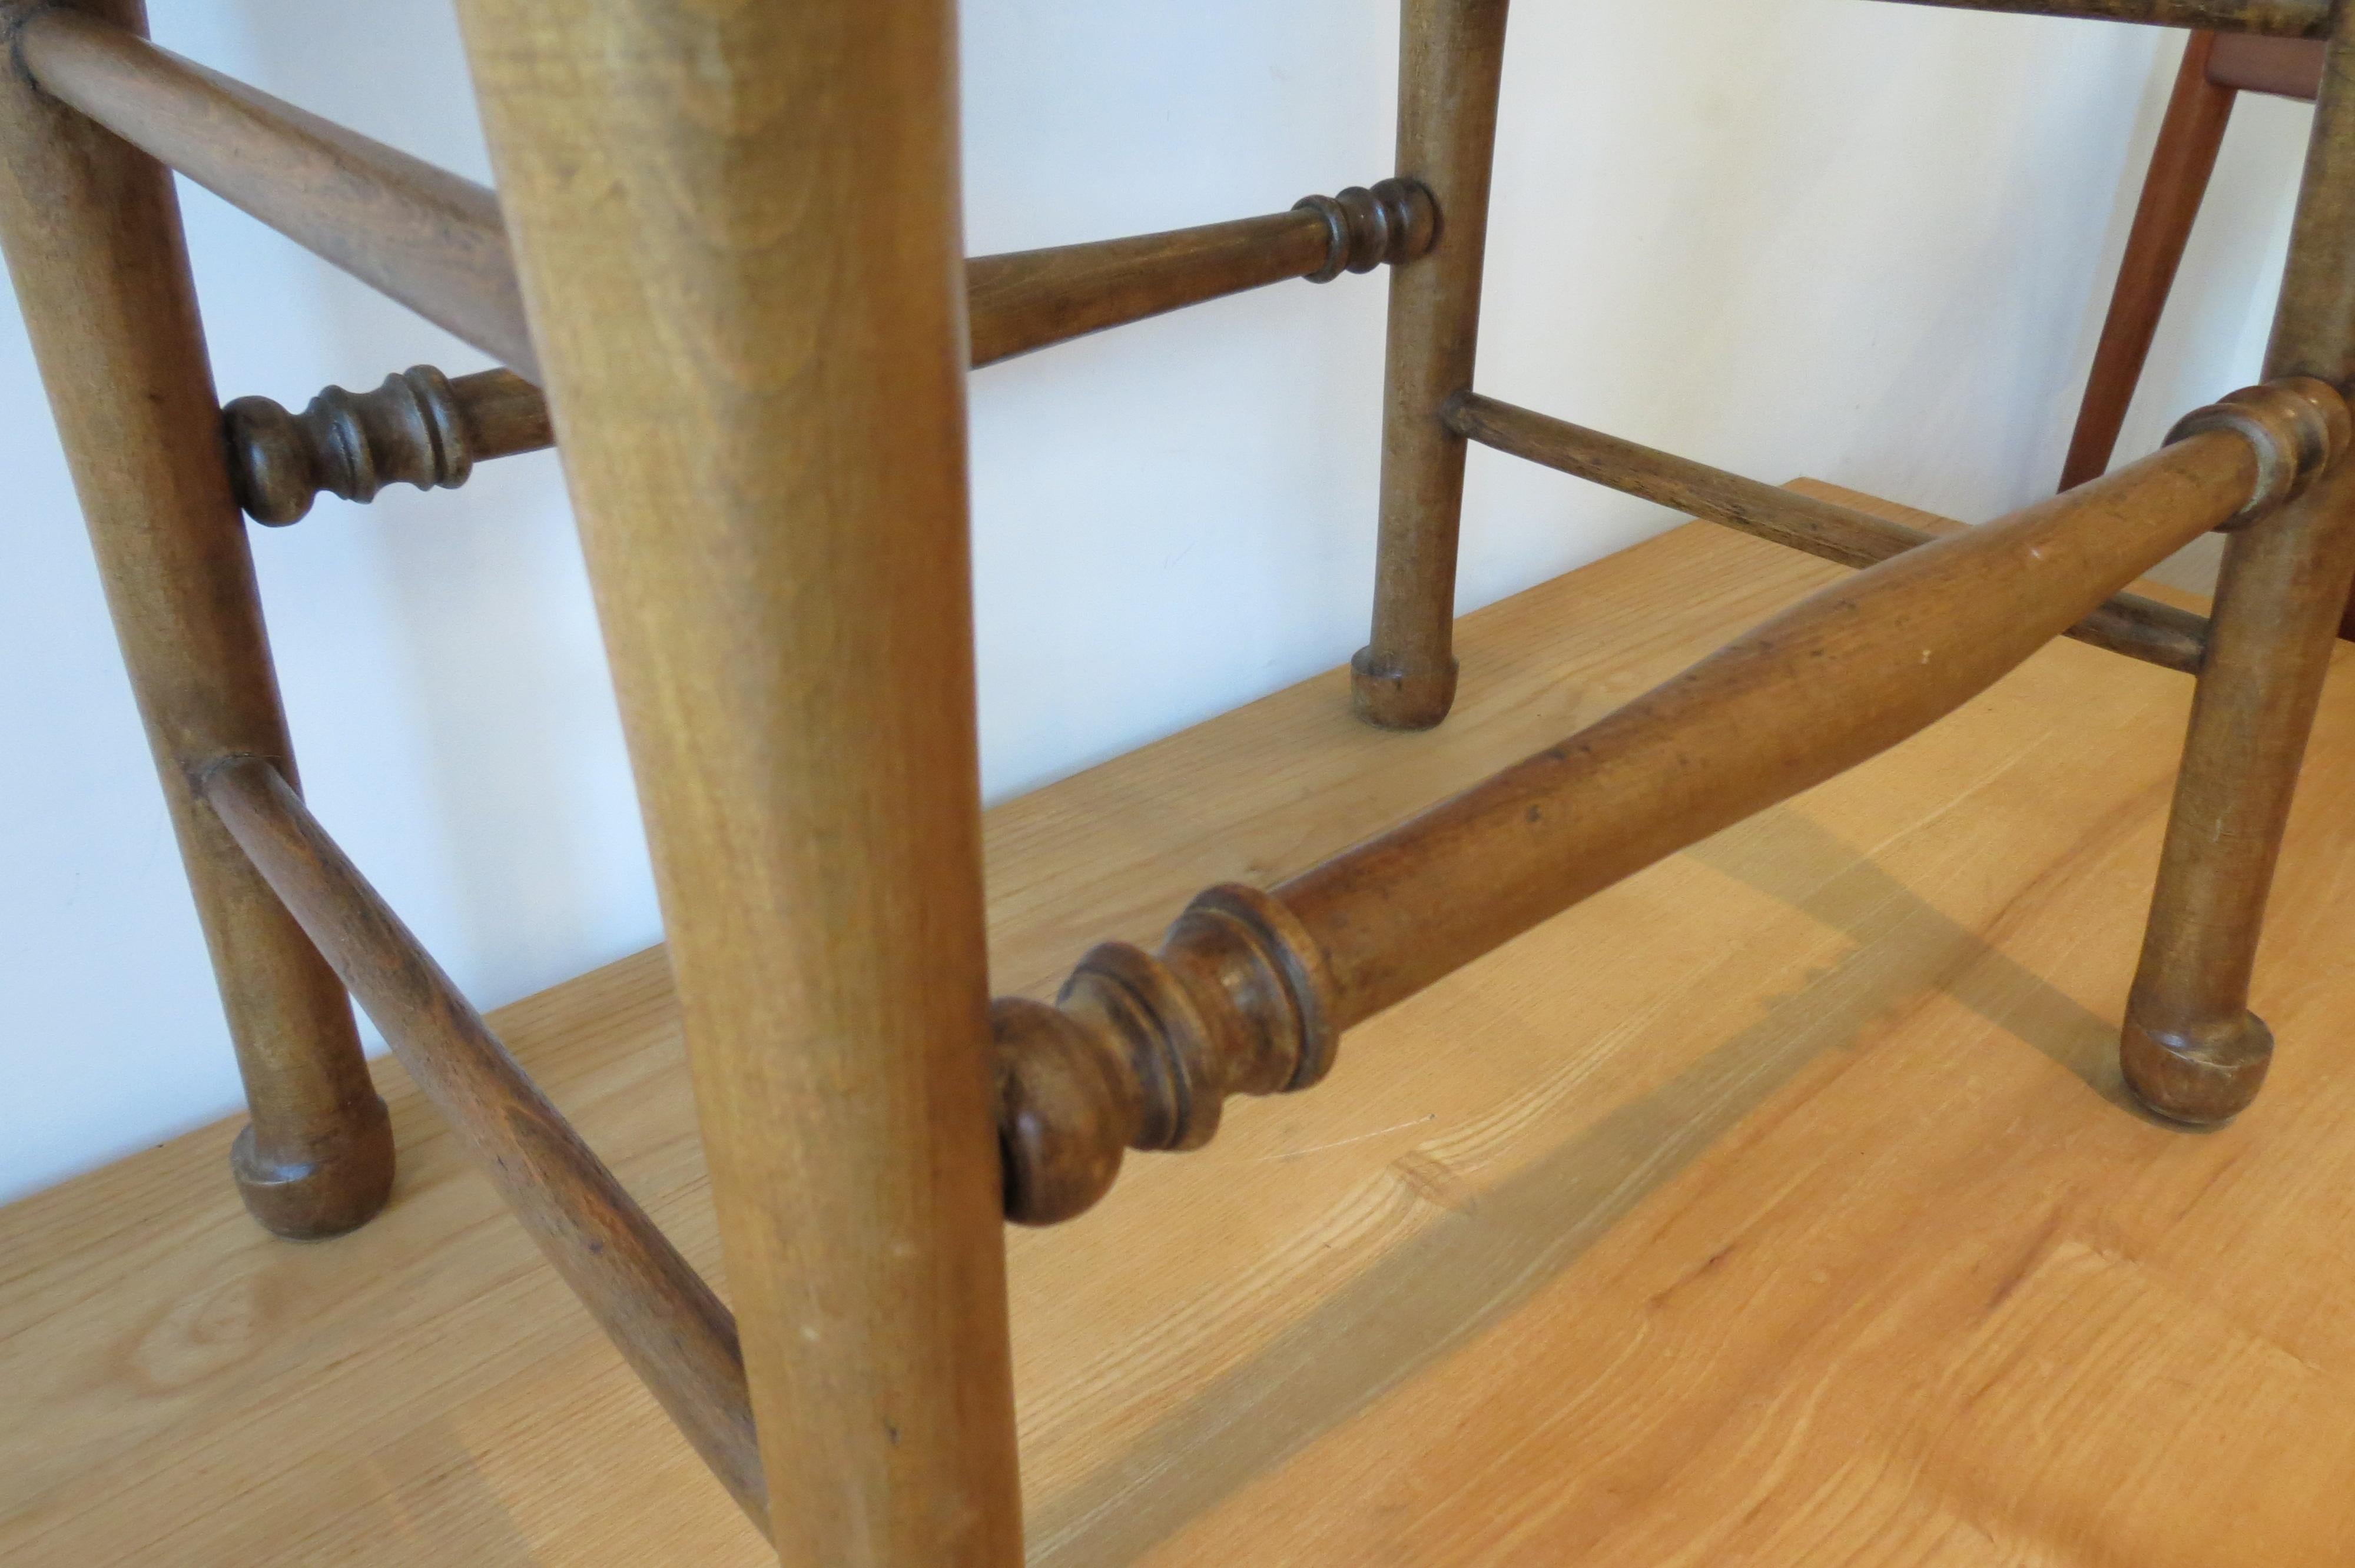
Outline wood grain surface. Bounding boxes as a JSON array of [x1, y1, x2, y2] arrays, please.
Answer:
[[453, 2, 1020, 1560], [7, 496, 2355, 1565]]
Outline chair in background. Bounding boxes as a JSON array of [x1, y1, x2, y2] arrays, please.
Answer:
[[2064, 32, 2324, 492]]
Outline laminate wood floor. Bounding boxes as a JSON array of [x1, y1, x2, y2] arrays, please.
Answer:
[[8, 493, 2353, 1565]]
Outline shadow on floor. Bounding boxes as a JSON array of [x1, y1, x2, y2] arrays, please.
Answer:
[[1030, 803, 2138, 1565]]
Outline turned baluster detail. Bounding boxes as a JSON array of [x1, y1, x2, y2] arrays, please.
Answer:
[[2166, 377, 2349, 529], [1295, 178, 1439, 282], [993, 884, 1338, 1225], [224, 366, 550, 524], [211, 178, 1434, 527]]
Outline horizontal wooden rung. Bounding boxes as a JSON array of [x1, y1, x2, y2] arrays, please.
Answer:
[[973, 178, 1434, 366], [23, 5, 1437, 527], [994, 378, 2349, 1223], [198, 756, 768, 1536], [15, 9, 536, 377], [1447, 391, 2213, 676], [215, 181, 1431, 523]]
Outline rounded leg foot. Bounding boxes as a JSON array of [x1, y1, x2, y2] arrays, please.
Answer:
[[231, 1098, 397, 1240], [2122, 1008, 2273, 1125], [1351, 646, 1458, 732]]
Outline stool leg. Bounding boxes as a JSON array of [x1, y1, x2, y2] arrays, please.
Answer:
[[0, 0, 390, 1238], [454, 2, 1022, 1562], [1354, 0, 1512, 730], [2061, 33, 2237, 493], [2125, 16, 2355, 1124]]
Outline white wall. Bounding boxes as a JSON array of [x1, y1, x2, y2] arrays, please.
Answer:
[[0, 2, 2312, 1203]]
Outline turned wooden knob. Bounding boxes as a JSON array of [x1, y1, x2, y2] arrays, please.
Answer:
[[992, 884, 1338, 1225], [222, 366, 552, 524], [224, 366, 472, 525], [1294, 178, 1439, 284]]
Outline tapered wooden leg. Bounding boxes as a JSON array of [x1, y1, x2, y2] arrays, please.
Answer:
[[2061, 33, 2237, 491], [1354, 0, 1512, 729], [454, 4, 1021, 1562], [0, 0, 389, 1239], [2125, 12, 2355, 1122]]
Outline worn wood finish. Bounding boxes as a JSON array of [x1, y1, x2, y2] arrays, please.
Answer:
[[199, 756, 765, 1529], [225, 367, 549, 525], [2062, 35, 2239, 492], [213, 183, 1433, 524], [2127, 10, 2355, 1122], [453, 3, 1023, 1564], [14, 6, 536, 378], [1451, 391, 2212, 675], [17, 507, 2355, 1567], [0, 0, 389, 1241], [1355, 0, 1512, 730], [1298, 401, 2318, 1028], [1870, 0, 2332, 34], [972, 180, 1434, 367], [994, 387, 2341, 1220], [993, 886, 1341, 1225]]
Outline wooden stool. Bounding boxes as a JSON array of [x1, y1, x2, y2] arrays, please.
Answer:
[[5, 0, 2352, 1561]]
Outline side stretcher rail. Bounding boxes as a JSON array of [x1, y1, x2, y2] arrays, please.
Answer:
[[215, 184, 1427, 523], [993, 378, 2344, 1222], [1447, 391, 2214, 675], [201, 756, 772, 1537]]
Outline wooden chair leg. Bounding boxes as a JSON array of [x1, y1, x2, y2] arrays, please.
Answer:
[[2124, 9, 2355, 1124], [2061, 32, 2237, 492], [453, 2, 1022, 1562], [0, 0, 390, 1240], [1354, 0, 1513, 730]]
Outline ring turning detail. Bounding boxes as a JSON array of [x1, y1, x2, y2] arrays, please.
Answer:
[[1294, 178, 1440, 283], [2165, 375, 2352, 529], [224, 367, 548, 525], [993, 885, 1339, 1225]]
